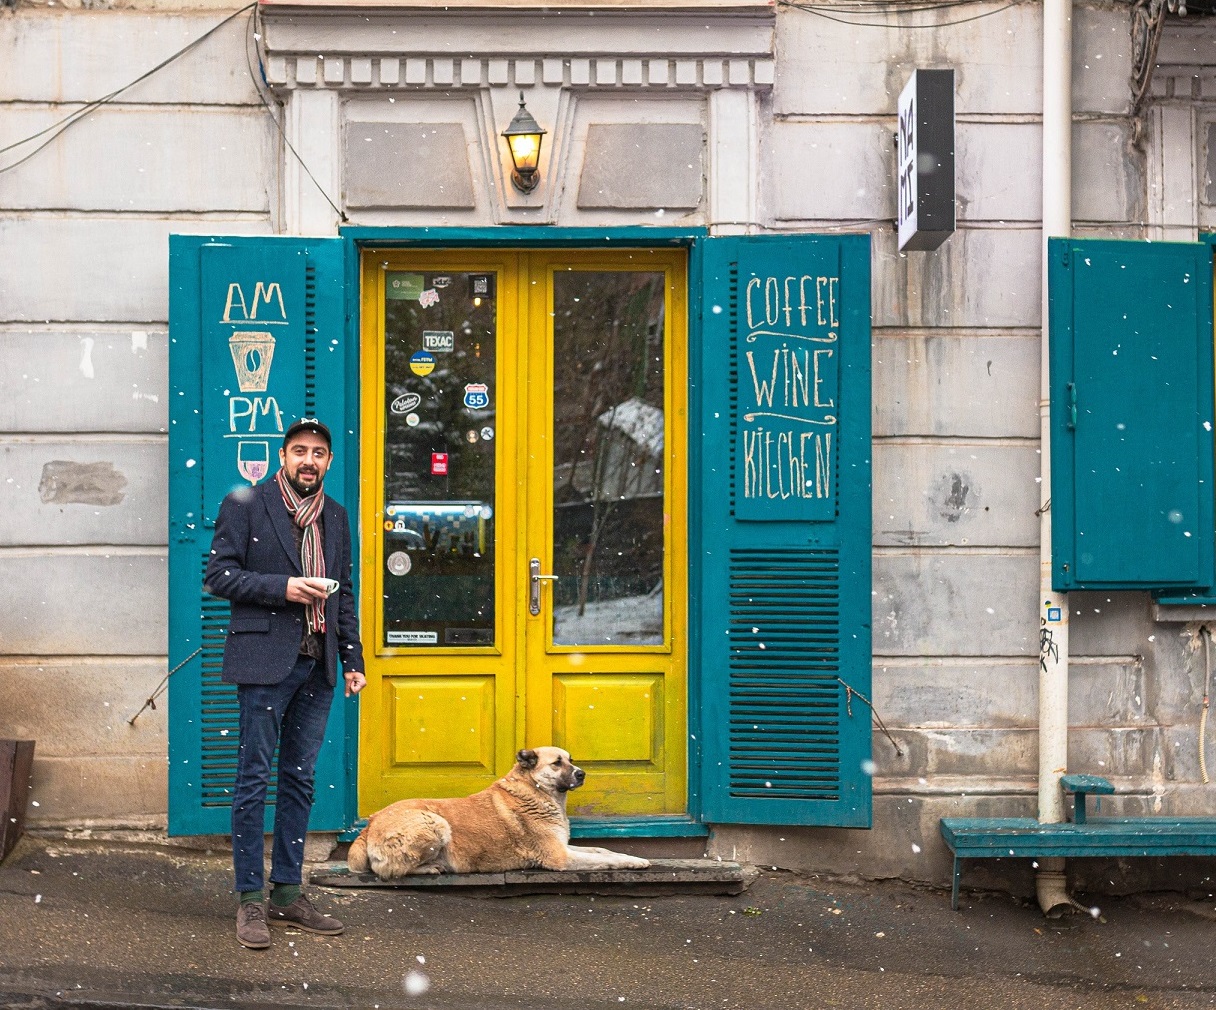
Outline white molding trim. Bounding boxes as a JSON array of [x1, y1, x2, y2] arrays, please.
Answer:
[[259, 7, 775, 95], [284, 89, 341, 236], [1145, 21, 1216, 239], [708, 89, 760, 234], [1152, 21, 1216, 103], [265, 55, 776, 94]]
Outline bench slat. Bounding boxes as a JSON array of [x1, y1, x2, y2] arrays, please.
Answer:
[[940, 815, 1216, 908], [1059, 774, 1115, 795]]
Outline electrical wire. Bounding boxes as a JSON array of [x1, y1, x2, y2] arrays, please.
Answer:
[[1201, 625, 1211, 784], [779, 0, 1023, 28], [0, 2, 347, 222], [242, 7, 348, 223], [0, 3, 256, 175], [778, 0, 1016, 14]]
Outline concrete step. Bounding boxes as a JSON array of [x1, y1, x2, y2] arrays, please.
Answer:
[[310, 857, 755, 896]]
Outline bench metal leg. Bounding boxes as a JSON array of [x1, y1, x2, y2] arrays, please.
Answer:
[[952, 856, 961, 910]]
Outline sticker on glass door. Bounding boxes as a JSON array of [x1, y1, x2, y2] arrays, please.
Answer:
[[382, 271, 497, 648]]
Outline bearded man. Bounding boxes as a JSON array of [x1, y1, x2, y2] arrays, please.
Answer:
[[204, 418, 366, 949]]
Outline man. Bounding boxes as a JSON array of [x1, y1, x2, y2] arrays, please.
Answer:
[[204, 418, 367, 950]]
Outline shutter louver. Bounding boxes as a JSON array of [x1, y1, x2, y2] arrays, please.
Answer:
[[727, 547, 841, 800]]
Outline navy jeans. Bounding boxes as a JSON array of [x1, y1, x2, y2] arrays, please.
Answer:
[[231, 654, 333, 894]]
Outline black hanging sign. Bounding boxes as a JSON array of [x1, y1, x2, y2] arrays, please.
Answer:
[[897, 69, 956, 252]]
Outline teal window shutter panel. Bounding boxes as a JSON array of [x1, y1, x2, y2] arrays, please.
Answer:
[[167, 235, 351, 836], [694, 235, 872, 827], [1049, 238, 1215, 591]]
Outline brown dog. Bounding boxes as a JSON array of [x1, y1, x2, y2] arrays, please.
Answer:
[[347, 747, 651, 878]]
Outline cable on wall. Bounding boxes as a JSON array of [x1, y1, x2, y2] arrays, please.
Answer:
[[242, 6, 348, 224], [778, 0, 1023, 29], [0, 3, 256, 175]]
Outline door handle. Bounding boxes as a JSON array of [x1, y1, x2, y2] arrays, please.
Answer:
[[529, 557, 559, 616]]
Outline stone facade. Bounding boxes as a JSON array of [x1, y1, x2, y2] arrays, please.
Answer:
[[3, 0, 1216, 892]]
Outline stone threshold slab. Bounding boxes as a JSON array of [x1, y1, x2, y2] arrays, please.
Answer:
[[310, 857, 753, 896]]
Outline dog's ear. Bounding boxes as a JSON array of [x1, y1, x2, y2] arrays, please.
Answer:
[[515, 748, 539, 770]]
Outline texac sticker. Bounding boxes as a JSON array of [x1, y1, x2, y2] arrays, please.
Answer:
[[423, 330, 454, 353]]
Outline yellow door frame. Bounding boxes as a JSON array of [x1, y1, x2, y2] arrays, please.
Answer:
[[358, 248, 687, 816]]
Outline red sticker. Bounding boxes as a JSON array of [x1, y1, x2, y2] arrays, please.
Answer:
[[431, 452, 449, 475]]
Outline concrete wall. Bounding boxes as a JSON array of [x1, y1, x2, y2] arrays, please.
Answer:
[[6, 0, 1216, 899], [0, 5, 275, 827], [709, 1, 1216, 888]]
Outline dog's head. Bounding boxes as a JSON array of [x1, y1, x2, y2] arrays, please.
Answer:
[[515, 746, 585, 794]]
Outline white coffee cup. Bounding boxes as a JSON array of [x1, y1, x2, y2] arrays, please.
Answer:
[[318, 578, 340, 596]]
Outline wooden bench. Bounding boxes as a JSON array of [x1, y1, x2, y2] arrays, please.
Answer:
[[939, 774, 1216, 910]]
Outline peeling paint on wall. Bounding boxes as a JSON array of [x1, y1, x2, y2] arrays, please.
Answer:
[[38, 461, 128, 506], [934, 471, 976, 524], [78, 337, 95, 379]]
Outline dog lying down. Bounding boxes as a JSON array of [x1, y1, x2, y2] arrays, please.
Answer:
[[347, 747, 651, 878]]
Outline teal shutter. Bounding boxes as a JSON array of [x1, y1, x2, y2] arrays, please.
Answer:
[[1049, 238, 1215, 592], [694, 235, 872, 827], [167, 235, 352, 835]]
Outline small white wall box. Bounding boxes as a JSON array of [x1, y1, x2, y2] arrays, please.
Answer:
[[897, 68, 956, 252]]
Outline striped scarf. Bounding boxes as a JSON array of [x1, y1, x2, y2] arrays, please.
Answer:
[[276, 469, 327, 634]]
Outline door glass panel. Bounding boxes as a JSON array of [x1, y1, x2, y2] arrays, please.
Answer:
[[551, 270, 666, 646], [382, 270, 497, 647]]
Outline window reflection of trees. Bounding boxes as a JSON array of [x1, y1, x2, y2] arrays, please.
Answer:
[[552, 271, 666, 645], [383, 283, 496, 504], [381, 275, 498, 645]]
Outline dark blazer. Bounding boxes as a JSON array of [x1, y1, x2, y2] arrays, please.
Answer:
[[203, 478, 364, 687]]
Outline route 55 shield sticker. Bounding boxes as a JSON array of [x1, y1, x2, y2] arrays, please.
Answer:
[[463, 383, 490, 410]]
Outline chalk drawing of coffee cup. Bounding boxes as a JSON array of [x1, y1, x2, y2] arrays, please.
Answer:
[[229, 331, 276, 392]]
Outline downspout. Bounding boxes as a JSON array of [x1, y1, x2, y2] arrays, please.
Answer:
[[1037, 0, 1074, 916]]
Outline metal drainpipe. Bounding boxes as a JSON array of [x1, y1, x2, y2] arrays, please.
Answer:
[[1037, 0, 1074, 917]]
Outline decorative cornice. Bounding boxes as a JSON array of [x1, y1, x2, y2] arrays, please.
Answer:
[[1147, 18, 1216, 101], [264, 54, 775, 92], [258, 4, 775, 93], [1149, 69, 1216, 100]]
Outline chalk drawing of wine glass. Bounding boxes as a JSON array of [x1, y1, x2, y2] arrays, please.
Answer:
[[237, 441, 270, 484], [228, 331, 276, 392]]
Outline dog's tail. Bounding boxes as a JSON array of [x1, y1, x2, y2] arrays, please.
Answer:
[[346, 828, 370, 873]]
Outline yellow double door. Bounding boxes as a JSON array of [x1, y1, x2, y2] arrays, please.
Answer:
[[358, 249, 687, 819]]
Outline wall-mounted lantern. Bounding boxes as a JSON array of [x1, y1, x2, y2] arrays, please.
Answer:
[[501, 92, 547, 193]]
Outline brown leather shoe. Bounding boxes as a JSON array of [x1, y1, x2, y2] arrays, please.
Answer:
[[236, 901, 271, 949], [267, 894, 344, 935]]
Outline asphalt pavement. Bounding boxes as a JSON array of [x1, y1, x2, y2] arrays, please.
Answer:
[[2, 833, 1216, 1010]]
